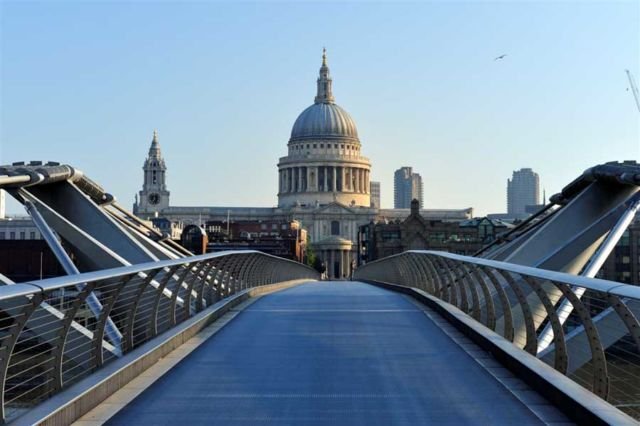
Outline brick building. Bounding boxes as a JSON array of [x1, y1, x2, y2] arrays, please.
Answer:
[[358, 199, 512, 264], [194, 219, 308, 262]]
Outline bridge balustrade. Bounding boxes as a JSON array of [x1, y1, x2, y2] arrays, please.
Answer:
[[0, 251, 318, 423], [354, 250, 640, 420]]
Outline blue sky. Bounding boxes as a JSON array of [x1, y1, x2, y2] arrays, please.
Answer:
[[1, 1, 638, 215]]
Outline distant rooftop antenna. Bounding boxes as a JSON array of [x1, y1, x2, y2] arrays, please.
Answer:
[[626, 69, 640, 113]]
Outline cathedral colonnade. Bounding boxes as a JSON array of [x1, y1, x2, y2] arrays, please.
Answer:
[[314, 235, 354, 280], [278, 166, 370, 194]]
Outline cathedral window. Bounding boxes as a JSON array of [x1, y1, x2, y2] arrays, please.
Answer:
[[152, 171, 157, 184], [331, 221, 340, 236]]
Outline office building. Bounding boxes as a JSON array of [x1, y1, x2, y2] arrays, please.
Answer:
[[507, 168, 540, 218], [394, 167, 423, 209]]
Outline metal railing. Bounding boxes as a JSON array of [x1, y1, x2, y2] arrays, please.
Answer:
[[0, 251, 318, 423], [354, 250, 640, 419]]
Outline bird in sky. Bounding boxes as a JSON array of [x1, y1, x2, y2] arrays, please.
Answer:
[[494, 54, 507, 61]]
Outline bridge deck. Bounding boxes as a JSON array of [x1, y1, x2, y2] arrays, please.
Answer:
[[104, 282, 568, 425]]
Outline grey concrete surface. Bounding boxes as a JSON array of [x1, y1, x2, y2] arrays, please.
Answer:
[[105, 282, 567, 425]]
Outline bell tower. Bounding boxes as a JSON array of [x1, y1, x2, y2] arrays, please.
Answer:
[[136, 130, 170, 216]]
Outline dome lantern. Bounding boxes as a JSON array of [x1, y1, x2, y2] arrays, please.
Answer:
[[315, 48, 335, 104], [289, 49, 359, 142]]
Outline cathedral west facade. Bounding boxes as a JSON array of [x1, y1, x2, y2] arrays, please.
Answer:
[[134, 51, 472, 278]]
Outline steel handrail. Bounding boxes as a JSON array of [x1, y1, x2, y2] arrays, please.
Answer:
[[12, 250, 317, 295], [363, 250, 637, 296]]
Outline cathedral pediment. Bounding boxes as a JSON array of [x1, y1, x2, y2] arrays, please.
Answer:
[[315, 201, 357, 215]]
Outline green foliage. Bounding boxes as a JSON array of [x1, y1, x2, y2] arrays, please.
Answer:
[[304, 236, 323, 272]]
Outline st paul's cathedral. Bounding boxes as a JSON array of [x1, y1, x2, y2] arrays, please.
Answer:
[[134, 50, 472, 278]]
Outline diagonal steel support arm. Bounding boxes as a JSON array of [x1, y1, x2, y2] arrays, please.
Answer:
[[537, 198, 640, 353], [24, 201, 123, 353]]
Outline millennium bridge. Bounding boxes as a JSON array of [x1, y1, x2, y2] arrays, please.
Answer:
[[0, 161, 640, 425]]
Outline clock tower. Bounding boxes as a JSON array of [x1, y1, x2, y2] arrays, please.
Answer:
[[136, 130, 170, 216]]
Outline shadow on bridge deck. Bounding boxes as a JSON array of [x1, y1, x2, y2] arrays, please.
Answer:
[[103, 282, 568, 425]]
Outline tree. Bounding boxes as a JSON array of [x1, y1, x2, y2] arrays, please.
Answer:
[[305, 237, 323, 272]]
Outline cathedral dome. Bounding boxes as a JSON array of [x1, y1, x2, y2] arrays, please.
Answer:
[[289, 48, 359, 143], [290, 103, 358, 141], [277, 49, 371, 211]]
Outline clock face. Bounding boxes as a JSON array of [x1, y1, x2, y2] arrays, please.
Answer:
[[148, 193, 160, 205]]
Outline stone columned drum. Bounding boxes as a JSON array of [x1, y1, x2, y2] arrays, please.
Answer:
[[277, 49, 372, 209]]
